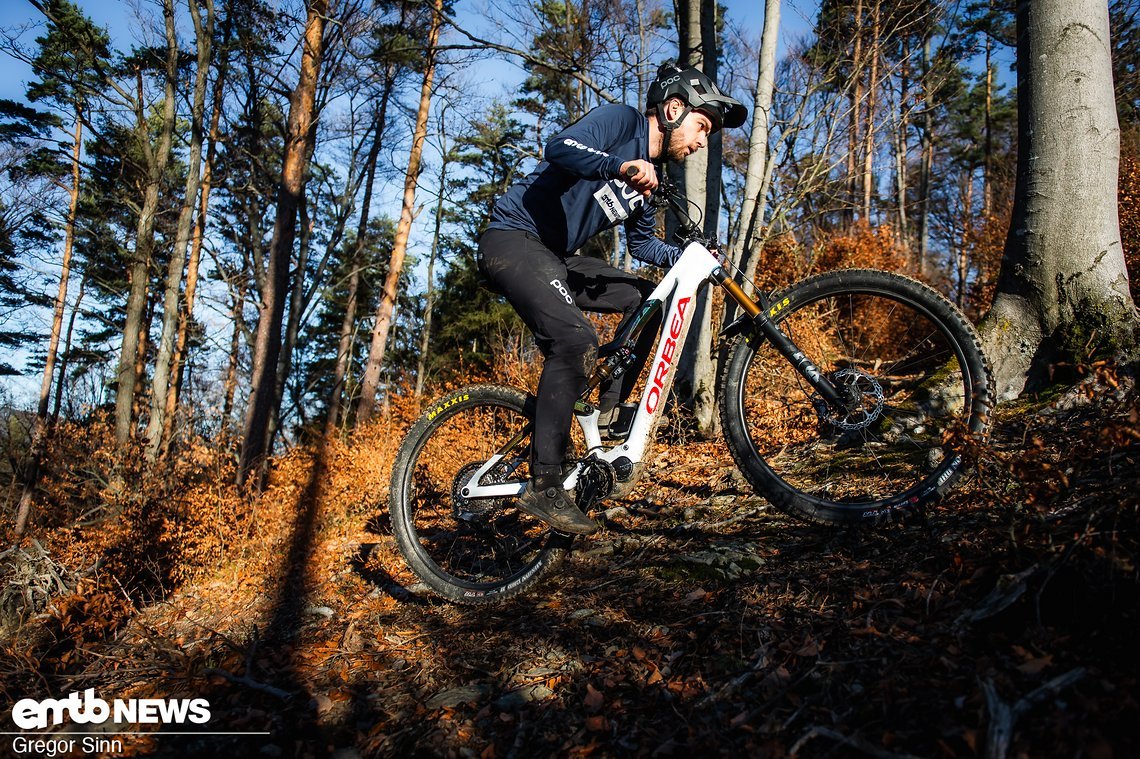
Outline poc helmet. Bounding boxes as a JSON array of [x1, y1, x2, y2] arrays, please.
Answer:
[[646, 61, 747, 132]]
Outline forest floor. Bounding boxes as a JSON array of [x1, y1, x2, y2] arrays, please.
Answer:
[[1, 364, 1138, 758]]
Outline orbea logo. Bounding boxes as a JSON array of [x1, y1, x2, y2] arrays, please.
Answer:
[[12, 689, 210, 729], [644, 296, 691, 414]]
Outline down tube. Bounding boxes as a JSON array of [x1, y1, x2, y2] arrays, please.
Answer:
[[610, 243, 721, 465]]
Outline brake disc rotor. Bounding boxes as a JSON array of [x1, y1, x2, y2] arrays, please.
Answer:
[[816, 368, 885, 432]]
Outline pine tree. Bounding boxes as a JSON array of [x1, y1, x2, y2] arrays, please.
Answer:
[[423, 103, 527, 375], [0, 99, 60, 377], [10, 0, 111, 534]]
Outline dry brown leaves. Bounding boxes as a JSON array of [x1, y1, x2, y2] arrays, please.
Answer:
[[0, 365, 1137, 757]]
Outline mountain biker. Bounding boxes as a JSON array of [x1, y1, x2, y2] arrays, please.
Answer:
[[477, 62, 747, 535]]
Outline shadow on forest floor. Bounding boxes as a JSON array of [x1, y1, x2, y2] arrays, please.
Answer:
[[1, 370, 1138, 757]]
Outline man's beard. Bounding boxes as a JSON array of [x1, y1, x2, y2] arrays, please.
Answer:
[[665, 132, 690, 162]]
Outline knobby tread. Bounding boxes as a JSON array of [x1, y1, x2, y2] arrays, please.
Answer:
[[389, 384, 567, 605], [716, 269, 994, 526]]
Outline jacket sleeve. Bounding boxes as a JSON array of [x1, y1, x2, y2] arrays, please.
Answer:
[[625, 201, 682, 268], [543, 105, 635, 180]]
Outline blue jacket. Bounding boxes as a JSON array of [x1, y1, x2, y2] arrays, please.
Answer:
[[486, 104, 681, 268]]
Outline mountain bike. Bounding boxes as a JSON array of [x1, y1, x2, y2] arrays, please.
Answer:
[[388, 175, 993, 604]]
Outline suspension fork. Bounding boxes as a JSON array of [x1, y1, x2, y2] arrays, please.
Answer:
[[715, 271, 848, 410]]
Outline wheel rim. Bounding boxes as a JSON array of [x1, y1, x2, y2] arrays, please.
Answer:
[[738, 286, 978, 512], [403, 399, 554, 592]]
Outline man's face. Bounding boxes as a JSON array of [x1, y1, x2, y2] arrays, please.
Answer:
[[666, 108, 714, 161]]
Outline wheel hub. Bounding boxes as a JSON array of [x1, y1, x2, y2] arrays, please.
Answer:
[[451, 461, 504, 523], [815, 368, 885, 431]]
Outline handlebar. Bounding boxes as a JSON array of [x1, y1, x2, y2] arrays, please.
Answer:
[[622, 164, 716, 251]]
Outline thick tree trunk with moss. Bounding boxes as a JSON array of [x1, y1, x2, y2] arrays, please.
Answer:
[[980, 0, 1137, 399]]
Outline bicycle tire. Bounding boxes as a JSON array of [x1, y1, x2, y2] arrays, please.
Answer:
[[389, 384, 571, 604], [718, 269, 993, 525]]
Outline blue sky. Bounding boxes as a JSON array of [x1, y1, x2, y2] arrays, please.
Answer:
[[0, 0, 814, 404], [0, 0, 816, 104]]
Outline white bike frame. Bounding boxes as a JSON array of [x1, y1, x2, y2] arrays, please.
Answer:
[[462, 240, 723, 499]]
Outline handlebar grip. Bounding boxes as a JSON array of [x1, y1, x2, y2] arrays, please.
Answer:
[[623, 164, 639, 179]]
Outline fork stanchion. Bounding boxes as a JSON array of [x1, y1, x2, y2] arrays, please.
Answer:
[[716, 271, 762, 319]]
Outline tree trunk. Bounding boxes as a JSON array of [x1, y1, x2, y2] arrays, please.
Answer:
[[113, 0, 180, 446], [983, 31, 994, 218], [275, 94, 365, 442], [895, 59, 910, 253], [269, 190, 314, 449], [729, 0, 781, 318], [415, 146, 451, 398], [957, 172, 974, 308], [52, 273, 87, 420], [133, 306, 152, 424], [717, 0, 781, 400], [239, 0, 329, 487], [355, 0, 444, 427], [918, 35, 934, 275], [162, 2, 234, 454], [979, 0, 1138, 399], [700, 0, 722, 232], [326, 89, 391, 433], [664, 0, 702, 244], [627, 0, 645, 275], [673, 0, 719, 437], [327, 261, 361, 433], [861, 0, 880, 221], [145, 0, 215, 462], [221, 271, 247, 440], [847, 0, 864, 225], [13, 109, 84, 537]]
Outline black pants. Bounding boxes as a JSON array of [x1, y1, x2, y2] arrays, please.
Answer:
[[478, 228, 660, 473]]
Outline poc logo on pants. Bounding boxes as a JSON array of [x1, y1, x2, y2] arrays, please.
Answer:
[[549, 279, 573, 304]]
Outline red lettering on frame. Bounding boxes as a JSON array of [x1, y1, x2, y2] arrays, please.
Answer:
[[643, 297, 693, 415]]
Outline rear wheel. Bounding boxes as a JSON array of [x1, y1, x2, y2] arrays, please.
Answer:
[[389, 385, 570, 604], [718, 269, 992, 525]]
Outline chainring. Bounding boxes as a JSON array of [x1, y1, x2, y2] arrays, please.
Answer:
[[575, 457, 617, 511]]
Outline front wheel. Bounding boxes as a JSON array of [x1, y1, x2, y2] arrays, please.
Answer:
[[389, 385, 571, 604], [718, 269, 993, 525]]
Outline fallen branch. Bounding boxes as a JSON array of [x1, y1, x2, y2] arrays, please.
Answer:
[[696, 644, 771, 708], [203, 667, 292, 700], [790, 726, 924, 758], [981, 668, 1086, 759], [956, 564, 1039, 626]]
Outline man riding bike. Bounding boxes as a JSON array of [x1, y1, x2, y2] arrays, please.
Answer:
[[477, 62, 747, 536]]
